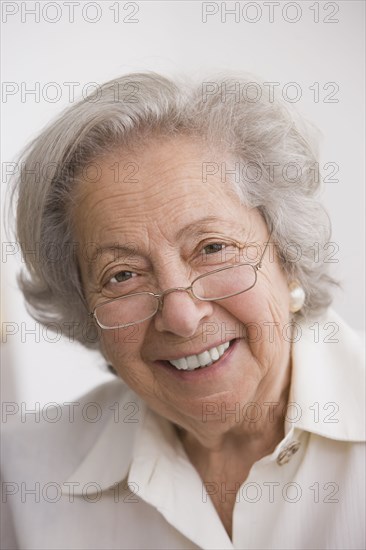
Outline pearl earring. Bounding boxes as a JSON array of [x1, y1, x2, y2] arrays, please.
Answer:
[[289, 281, 305, 313]]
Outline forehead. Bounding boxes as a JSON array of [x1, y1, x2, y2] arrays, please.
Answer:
[[72, 137, 254, 245]]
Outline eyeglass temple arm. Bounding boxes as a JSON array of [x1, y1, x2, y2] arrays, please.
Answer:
[[256, 227, 273, 270]]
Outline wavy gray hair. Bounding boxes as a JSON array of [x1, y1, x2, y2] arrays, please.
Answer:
[[12, 72, 339, 348]]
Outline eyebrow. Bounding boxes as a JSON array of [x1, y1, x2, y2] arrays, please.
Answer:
[[174, 216, 247, 240], [86, 244, 144, 278]]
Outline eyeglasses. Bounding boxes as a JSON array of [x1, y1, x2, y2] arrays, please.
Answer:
[[91, 230, 273, 330]]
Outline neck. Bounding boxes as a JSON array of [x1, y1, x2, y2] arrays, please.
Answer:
[[177, 386, 289, 465], [174, 371, 291, 541]]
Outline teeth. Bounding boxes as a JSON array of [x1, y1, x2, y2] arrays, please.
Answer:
[[209, 347, 220, 362], [197, 351, 211, 365], [187, 355, 199, 369], [168, 341, 231, 371]]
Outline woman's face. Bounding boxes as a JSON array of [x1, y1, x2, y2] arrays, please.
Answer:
[[74, 137, 292, 436]]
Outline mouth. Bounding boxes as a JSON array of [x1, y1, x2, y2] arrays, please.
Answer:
[[156, 339, 237, 373]]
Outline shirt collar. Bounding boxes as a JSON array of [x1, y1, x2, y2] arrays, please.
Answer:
[[62, 307, 365, 496], [287, 307, 365, 441]]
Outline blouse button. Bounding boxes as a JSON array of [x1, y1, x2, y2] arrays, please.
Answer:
[[276, 440, 301, 466]]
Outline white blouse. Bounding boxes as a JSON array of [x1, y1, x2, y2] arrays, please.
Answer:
[[1, 308, 365, 549]]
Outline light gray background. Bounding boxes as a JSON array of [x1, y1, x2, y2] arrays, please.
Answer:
[[1, 0, 365, 404]]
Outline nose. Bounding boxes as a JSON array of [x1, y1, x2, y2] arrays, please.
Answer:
[[153, 287, 214, 338]]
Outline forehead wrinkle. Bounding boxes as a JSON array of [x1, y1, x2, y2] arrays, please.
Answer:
[[74, 147, 236, 238], [80, 192, 252, 256], [76, 190, 144, 236]]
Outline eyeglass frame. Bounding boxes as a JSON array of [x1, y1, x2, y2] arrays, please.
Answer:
[[90, 228, 273, 330]]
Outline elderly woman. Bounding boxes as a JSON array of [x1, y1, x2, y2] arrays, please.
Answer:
[[2, 72, 365, 550]]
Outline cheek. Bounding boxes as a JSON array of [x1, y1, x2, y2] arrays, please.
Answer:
[[223, 287, 280, 325], [100, 329, 157, 396], [100, 325, 145, 367], [251, 263, 291, 320], [222, 277, 290, 350]]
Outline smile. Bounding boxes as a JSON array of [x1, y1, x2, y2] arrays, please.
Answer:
[[168, 341, 231, 371]]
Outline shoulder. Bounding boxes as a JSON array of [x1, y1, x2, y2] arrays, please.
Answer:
[[1, 378, 141, 485], [295, 307, 364, 361], [291, 308, 365, 442]]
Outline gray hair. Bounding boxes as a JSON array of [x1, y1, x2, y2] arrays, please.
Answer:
[[12, 71, 339, 348]]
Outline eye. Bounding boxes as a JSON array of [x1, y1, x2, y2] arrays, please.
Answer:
[[199, 241, 242, 265], [203, 243, 225, 255], [109, 271, 135, 284]]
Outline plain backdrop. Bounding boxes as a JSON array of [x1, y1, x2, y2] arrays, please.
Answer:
[[1, 0, 365, 405]]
